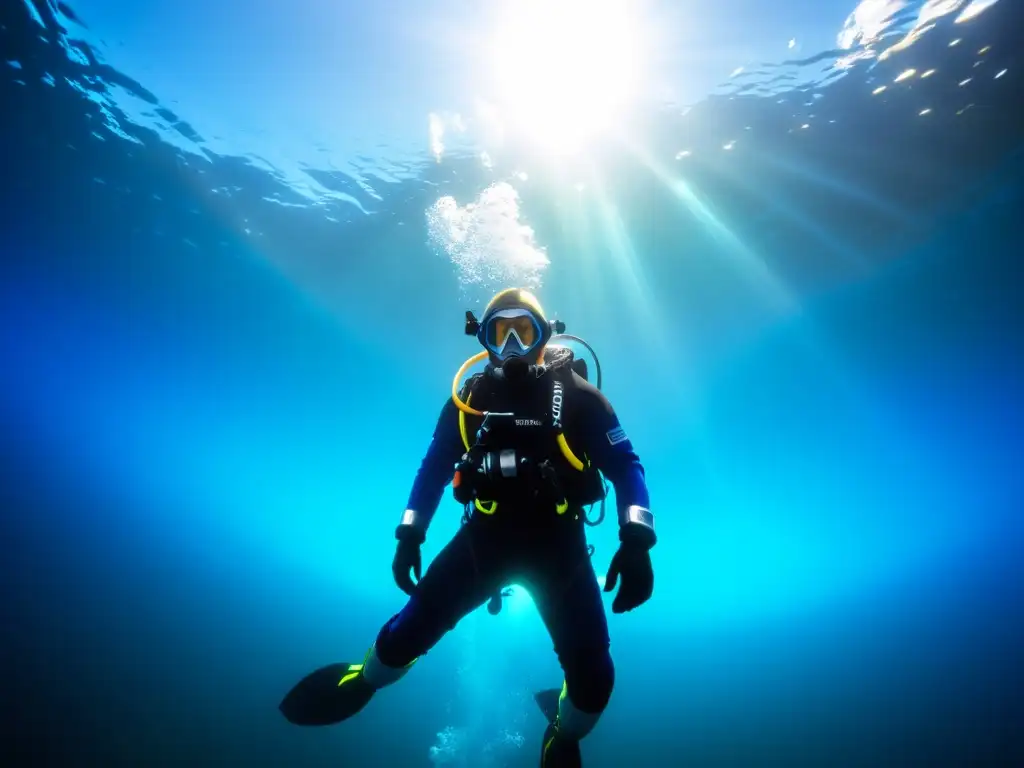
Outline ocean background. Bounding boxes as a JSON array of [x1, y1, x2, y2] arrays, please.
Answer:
[[2, 0, 1022, 765]]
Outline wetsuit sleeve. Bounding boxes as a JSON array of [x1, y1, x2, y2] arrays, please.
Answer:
[[397, 398, 466, 541], [569, 375, 656, 545]]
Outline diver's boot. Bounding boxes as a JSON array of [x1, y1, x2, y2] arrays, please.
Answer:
[[279, 643, 413, 726], [535, 685, 601, 768]]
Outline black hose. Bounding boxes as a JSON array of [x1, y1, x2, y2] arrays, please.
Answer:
[[550, 334, 602, 391], [583, 477, 608, 527], [551, 332, 607, 529]]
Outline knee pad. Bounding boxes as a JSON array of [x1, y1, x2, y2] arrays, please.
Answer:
[[375, 594, 456, 668], [564, 645, 615, 715], [374, 608, 420, 668]]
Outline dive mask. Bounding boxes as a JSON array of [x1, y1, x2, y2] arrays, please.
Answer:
[[478, 307, 544, 362]]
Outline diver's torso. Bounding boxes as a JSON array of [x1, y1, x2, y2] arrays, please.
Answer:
[[460, 366, 603, 517], [463, 368, 568, 469]]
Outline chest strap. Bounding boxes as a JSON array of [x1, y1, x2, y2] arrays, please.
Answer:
[[453, 353, 585, 471]]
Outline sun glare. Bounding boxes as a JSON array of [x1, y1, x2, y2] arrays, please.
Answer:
[[486, 0, 649, 154]]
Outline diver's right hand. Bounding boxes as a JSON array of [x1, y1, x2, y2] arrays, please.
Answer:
[[392, 537, 422, 596]]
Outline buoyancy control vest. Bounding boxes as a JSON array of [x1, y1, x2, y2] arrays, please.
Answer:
[[452, 348, 607, 518]]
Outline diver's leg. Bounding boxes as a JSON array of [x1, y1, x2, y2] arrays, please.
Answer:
[[280, 521, 505, 726], [366, 519, 505, 686], [531, 524, 614, 765]]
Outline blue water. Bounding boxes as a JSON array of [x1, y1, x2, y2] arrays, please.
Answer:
[[1, 0, 1022, 765]]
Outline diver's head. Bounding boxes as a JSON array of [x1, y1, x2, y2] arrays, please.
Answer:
[[477, 288, 552, 379]]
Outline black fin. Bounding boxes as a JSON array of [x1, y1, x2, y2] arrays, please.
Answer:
[[534, 688, 561, 724], [279, 662, 373, 726], [540, 722, 583, 768]]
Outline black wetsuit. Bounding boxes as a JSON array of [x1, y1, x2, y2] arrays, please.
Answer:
[[374, 361, 651, 716]]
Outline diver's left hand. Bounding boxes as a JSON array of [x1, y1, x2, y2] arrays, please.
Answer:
[[603, 541, 654, 614], [392, 538, 422, 596]]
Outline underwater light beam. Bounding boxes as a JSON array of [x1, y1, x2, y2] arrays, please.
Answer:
[[707, 159, 869, 272], [584, 165, 690, 384], [626, 145, 893, 442], [754, 150, 907, 229], [630, 145, 798, 315]]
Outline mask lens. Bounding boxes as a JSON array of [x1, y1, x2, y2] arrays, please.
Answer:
[[484, 310, 541, 358], [494, 315, 536, 349]]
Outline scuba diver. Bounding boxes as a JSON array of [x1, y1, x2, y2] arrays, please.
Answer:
[[279, 288, 656, 768]]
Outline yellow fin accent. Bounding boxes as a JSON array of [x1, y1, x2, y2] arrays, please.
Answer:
[[338, 672, 359, 687], [542, 734, 557, 766]]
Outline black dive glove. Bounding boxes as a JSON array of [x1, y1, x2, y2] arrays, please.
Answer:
[[392, 525, 424, 596], [603, 526, 655, 614]]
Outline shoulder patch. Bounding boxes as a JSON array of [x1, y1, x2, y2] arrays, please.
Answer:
[[606, 426, 628, 446]]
